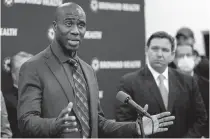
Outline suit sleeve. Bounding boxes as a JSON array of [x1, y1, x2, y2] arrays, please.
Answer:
[[17, 62, 57, 137], [115, 75, 137, 122], [98, 100, 139, 138], [1, 91, 13, 138], [184, 77, 208, 137], [91, 69, 139, 138]]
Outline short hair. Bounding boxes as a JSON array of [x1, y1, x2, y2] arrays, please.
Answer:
[[175, 27, 194, 40], [10, 51, 33, 73], [147, 31, 175, 52]]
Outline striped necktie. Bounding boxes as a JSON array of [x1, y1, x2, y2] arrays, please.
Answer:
[[158, 74, 168, 109], [69, 58, 90, 138]]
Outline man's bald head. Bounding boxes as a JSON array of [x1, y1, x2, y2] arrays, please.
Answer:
[[54, 2, 86, 22]]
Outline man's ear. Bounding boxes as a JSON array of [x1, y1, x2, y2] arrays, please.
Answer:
[[52, 21, 57, 32], [169, 51, 175, 63]]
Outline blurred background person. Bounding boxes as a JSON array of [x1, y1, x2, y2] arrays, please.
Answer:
[[173, 44, 209, 138], [2, 51, 33, 138], [1, 90, 13, 138], [174, 27, 209, 80], [193, 49, 202, 67]]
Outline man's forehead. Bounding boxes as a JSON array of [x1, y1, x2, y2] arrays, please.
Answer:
[[150, 38, 171, 46], [60, 5, 85, 19], [176, 46, 193, 54]]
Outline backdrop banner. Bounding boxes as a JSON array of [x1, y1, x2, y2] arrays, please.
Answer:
[[1, 0, 145, 119]]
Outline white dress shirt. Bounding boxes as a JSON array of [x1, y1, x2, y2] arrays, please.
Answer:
[[147, 63, 169, 92]]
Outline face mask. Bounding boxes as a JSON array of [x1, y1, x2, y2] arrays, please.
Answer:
[[177, 56, 195, 72]]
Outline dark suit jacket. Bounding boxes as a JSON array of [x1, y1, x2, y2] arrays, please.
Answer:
[[17, 42, 138, 138], [115, 66, 207, 138], [194, 74, 209, 137], [194, 57, 209, 80], [1, 91, 13, 138], [3, 86, 21, 138]]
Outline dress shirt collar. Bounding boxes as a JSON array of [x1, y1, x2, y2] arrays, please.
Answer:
[[13, 84, 18, 89], [191, 71, 194, 76]]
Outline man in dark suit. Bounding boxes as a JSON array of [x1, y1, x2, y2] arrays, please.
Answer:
[[17, 3, 175, 138], [3, 51, 33, 138], [172, 44, 209, 137], [115, 31, 207, 138]]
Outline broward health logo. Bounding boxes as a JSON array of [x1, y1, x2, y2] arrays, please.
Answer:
[[4, 0, 63, 7], [47, 26, 102, 41], [90, 0, 98, 12], [90, 0, 140, 12], [4, 0, 14, 7], [47, 26, 55, 41], [0, 28, 18, 36], [91, 57, 141, 72]]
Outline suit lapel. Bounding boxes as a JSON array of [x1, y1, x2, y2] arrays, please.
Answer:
[[143, 66, 166, 111], [78, 58, 98, 137], [167, 68, 180, 112], [45, 48, 76, 107]]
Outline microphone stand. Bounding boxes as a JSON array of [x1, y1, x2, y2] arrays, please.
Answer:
[[137, 113, 146, 138]]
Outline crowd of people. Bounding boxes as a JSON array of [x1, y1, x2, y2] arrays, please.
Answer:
[[1, 2, 209, 138]]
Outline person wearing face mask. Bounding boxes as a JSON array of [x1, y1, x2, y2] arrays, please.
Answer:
[[173, 44, 209, 138], [172, 27, 209, 80], [175, 50, 196, 76]]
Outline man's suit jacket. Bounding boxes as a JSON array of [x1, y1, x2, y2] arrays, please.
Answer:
[[194, 74, 209, 137], [3, 86, 21, 138], [115, 66, 207, 138], [194, 57, 209, 80], [17, 44, 138, 138], [1, 91, 13, 138]]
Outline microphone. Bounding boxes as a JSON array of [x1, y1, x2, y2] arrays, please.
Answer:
[[116, 91, 151, 118]]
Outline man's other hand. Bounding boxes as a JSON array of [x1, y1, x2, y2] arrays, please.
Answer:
[[53, 102, 78, 134], [136, 104, 175, 135]]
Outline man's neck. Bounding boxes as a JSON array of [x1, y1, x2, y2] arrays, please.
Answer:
[[147, 62, 168, 79], [69, 50, 77, 58], [148, 63, 167, 74]]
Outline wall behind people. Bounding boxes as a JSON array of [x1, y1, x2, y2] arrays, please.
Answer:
[[1, 0, 145, 118], [145, 0, 210, 56]]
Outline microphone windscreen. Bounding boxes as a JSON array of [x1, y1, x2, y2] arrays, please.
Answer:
[[116, 91, 131, 103]]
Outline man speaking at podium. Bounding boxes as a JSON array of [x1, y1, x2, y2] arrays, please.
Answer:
[[115, 31, 207, 138], [17, 3, 175, 138]]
